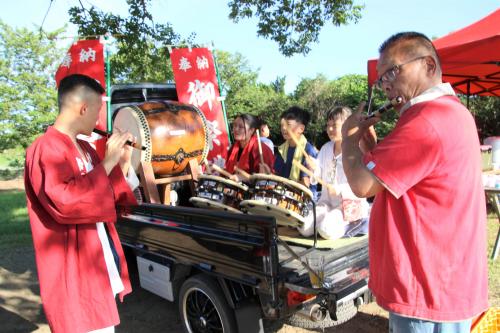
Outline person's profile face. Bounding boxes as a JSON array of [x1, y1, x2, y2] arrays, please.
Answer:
[[280, 118, 304, 141], [260, 124, 270, 138], [377, 43, 427, 108], [326, 118, 343, 142]]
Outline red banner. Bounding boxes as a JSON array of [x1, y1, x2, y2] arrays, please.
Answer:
[[170, 48, 229, 167], [55, 39, 107, 157]]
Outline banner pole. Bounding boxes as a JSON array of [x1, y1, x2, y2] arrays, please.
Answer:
[[105, 35, 112, 132], [211, 46, 232, 145]]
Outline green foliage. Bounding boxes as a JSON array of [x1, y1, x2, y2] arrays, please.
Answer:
[[214, 50, 259, 101], [0, 147, 25, 179], [466, 95, 500, 142], [68, 0, 195, 83], [228, 0, 364, 56], [0, 21, 62, 150], [292, 74, 393, 147]]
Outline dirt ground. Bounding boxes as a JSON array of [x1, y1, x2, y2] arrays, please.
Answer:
[[0, 179, 389, 333]]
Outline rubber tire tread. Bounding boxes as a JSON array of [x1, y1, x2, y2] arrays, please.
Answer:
[[178, 274, 238, 333]]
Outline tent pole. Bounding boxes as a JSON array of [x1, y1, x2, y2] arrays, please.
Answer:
[[466, 80, 471, 110]]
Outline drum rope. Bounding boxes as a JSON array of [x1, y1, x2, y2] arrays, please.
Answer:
[[152, 148, 205, 164]]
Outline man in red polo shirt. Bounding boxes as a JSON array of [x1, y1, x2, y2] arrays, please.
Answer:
[[341, 32, 488, 332]]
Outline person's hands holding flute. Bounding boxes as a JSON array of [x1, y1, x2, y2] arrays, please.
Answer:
[[102, 128, 136, 176]]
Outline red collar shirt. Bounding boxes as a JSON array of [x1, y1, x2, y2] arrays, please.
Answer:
[[363, 83, 488, 321]]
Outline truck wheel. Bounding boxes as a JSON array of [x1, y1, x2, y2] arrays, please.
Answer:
[[286, 300, 358, 329], [179, 274, 238, 333]]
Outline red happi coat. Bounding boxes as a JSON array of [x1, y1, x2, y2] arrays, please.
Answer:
[[225, 135, 275, 174], [24, 126, 137, 333]]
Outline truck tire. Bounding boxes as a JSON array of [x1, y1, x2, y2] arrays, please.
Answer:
[[286, 300, 358, 329], [178, 274, 238, 333]]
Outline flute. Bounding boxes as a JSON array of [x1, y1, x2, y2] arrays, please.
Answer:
[[367, 96, 403, 118], [92, 128, 146, 151]]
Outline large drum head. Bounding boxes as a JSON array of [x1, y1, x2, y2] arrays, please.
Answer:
[[190, 197, 242, 214], [198, 174, 249, 192], [240, 199, 307, 227], [250, 173, 313, 200], [113, 106, 152, 173], [191, 174, 248, 213]]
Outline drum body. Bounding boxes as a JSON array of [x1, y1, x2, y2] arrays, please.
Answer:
[[190, 175, 249, 213], [113, 101, 208, 176], [241, 174, 313, 227]]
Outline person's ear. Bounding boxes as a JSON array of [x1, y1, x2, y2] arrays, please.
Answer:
[[79, 103, 88, 116], [298, 124, 305, 134], [425, 56, 437, 75]]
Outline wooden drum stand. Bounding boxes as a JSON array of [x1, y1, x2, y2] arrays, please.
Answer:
[[137, 159, 200, 205]]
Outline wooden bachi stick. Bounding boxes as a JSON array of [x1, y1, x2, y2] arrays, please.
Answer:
[[255, 129, 265, 165], [285, 125, 316, 169], [209, 163, 234, 179], [234, 166, 251, 181], [203, 160, 213, 175], [292, 160, 337, 194]]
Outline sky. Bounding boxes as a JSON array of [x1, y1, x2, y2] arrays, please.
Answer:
[[1, 0, 499, 93]]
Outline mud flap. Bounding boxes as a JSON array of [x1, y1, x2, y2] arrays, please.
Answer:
[[235, 301, 264, 333]]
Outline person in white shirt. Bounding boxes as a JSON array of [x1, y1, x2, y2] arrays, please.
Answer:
[[298, 106, 370, 239], [258, 118, 274, 153]]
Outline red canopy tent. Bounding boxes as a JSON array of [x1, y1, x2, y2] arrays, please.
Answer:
[[367, 8, 500, 97]]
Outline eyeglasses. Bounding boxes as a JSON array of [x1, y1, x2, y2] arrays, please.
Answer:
[[374, 56, 428, 89]]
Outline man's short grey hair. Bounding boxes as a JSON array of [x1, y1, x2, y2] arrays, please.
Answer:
[[379, 31, 442, 70]]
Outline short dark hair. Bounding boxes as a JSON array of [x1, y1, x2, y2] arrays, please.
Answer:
[[379, 32, 441, 69], [258, 116, 269, 127], [58, 74, 105, 109], [281, 106, 311, 127]]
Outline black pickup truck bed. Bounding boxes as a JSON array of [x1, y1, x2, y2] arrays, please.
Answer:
[[117, 202, 370, 333]]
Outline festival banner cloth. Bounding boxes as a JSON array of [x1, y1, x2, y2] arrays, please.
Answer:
[[55, 39, 107, 157], [170, 48, 230, 168]]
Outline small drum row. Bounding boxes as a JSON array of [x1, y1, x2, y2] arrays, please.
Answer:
[[189, 174, 313, 228]]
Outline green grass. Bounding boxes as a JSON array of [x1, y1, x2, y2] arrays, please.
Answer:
[[0, 190, 31, 251], [0, 189, 499, 307], [487, 212, 500, 307]]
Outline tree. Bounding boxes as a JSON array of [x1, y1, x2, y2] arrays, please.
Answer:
[[68, 0, 195, 83], [214, 50, 259, 101], [228, 0, 364, 56], [0, 21, 63, 151], [271, 75, 287, 94], [467, 96, 500, 142]]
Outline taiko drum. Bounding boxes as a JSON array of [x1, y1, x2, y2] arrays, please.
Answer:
[[113, 101, 208, 176]]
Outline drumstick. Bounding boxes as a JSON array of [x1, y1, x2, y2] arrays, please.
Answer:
[[209, 163, 234, 179], [203, 160, 213, 175], [292, 160, 336, 193], [234, 166, 251, 180], [255, 129, 265, 164], [285, 125, 316, 169], [93, 128, 146, 151]]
